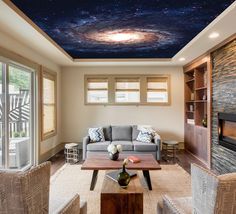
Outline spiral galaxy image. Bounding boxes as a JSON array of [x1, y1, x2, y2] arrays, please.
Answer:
[[11, 0, 234, 59]]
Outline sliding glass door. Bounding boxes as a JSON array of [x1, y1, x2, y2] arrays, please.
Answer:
[[0, 60, 35, 170], [0, 62, 3, 168]]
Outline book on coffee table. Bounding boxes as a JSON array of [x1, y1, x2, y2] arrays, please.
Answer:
[[106, 170, 137, 182], [128, 156, 141, 163]]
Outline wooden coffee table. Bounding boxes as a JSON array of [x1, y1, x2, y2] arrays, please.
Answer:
[[81, 154, 161, 191]]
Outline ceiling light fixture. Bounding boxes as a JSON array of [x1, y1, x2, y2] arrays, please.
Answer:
[[208, 32, 219, 39], [179, 57, 186, 61]]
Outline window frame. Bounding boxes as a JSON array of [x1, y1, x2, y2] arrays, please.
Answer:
[[146, 76, 170, 104], [86, 77, 109, 104], [41, 67, 57, 140], [115, 77, 141, 104], [84, 74, 171, 106]]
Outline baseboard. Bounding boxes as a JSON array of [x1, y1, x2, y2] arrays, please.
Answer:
[[39, 143, 65, 163]]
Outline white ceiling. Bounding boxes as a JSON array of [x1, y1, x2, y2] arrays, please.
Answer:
[[0, 0, 235, 67]]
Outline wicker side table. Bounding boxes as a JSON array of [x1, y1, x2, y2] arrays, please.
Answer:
[[64, 143, 79, 164], [162, 140, 179, 163]]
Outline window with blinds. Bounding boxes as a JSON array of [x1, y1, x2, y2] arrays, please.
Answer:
[[147, 77, 169, 103], [84, 75, 170, 105], [42, 71, 57, 139], [87, 78, 108, 103], [115, 78, 140, 103]]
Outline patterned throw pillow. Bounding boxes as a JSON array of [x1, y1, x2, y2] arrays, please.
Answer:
[[88, 127, 105, 142], [136, 130, 154, 143]]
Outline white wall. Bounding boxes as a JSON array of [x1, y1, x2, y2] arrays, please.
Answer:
[[61, 66, 184, 143], [0, 30, 62, 157]]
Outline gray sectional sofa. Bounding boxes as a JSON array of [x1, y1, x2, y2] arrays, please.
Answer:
[[83, 125, 161, 161]]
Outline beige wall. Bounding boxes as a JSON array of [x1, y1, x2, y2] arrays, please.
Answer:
[[0, 30, 62, 161], [61, 66, 184, 143]]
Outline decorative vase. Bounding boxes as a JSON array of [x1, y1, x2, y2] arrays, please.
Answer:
[[117, 165, 131, 188], [202, 116, 207, 127], [109, 152, 119, 161]]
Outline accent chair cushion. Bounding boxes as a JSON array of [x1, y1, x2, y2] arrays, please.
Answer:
[[87, 141, 110, 151], [112, 126, 132, 141], [136, 130, 154, 143], [88, 127, 105, 142], [111, 141, 133, 151], [133, 141, 157, 152]]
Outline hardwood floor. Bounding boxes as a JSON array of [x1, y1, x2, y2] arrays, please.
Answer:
[[48, 150, 66, 175], [48, 149, 207, 176]]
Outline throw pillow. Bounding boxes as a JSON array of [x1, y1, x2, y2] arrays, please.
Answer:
[[88, 127, 105, 142], [136, 130, 154, 143], [138, 125, 157, 137]]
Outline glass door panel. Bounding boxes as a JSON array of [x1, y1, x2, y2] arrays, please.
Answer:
[[8, 65, 33, 169], [0, 62, 3, 168]]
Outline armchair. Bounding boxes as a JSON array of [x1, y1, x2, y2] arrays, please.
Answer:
[[157, 164, 236, 214], [0, 161, 87, 214]]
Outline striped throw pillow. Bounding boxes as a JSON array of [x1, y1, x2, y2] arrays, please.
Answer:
[[88, 127, 105, 142], [136, 129, 154, 143]]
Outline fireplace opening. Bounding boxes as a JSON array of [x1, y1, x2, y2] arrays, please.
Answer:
[[218, 113, 236, 152]]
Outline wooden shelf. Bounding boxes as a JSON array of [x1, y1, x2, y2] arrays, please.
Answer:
[[196, 125, 207, 129], [184, 55, 211, 168], [195, 86, 207, 91], [184, 69, 194, 74], [185, 78, 195, 83], [195, 100, 207, 103]]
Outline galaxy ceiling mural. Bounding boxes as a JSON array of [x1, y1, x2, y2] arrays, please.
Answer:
[[11, 0, 234, 59]]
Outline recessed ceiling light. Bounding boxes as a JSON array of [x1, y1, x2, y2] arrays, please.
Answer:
[[179, 57, 186, 61], [209, 32, 219, 39]]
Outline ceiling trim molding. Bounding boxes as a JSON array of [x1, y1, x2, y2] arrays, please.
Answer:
[[183, 33, 236, 68], [3, 0, 73, 61], [73, 58, 171, 62]]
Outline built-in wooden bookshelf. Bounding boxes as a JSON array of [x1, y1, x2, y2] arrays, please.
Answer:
[[184, 55, 211, 168]]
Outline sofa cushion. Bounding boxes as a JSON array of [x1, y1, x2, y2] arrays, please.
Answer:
[[132, 125, 140, 141], [87, 141, 110, 151], [112, 126, 132, 141], [133, 141, 157, 152], [112, 141, 133, 151], [103, 126, 112, 141]]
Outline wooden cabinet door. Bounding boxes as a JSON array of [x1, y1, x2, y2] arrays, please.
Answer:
[[195, 126, 208, 162], [201, 128, 208, 162], [185, 124, 195, 153]]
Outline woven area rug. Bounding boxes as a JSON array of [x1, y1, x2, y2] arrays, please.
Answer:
[[50, 164, 191, 214]]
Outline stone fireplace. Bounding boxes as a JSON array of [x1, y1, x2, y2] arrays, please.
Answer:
[[211, 38, 236, 174], [218, 113, 236, 152]]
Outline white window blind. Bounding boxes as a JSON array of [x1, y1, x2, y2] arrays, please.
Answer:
[[147, 77, 169, 103], [87, 78, 108, 103], [115, 78, 140, 103], [42, 74, 56, 136]]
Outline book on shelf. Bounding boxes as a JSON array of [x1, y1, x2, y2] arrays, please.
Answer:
[[128, 156, 141, 163], [187, 119, 195, 125]]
